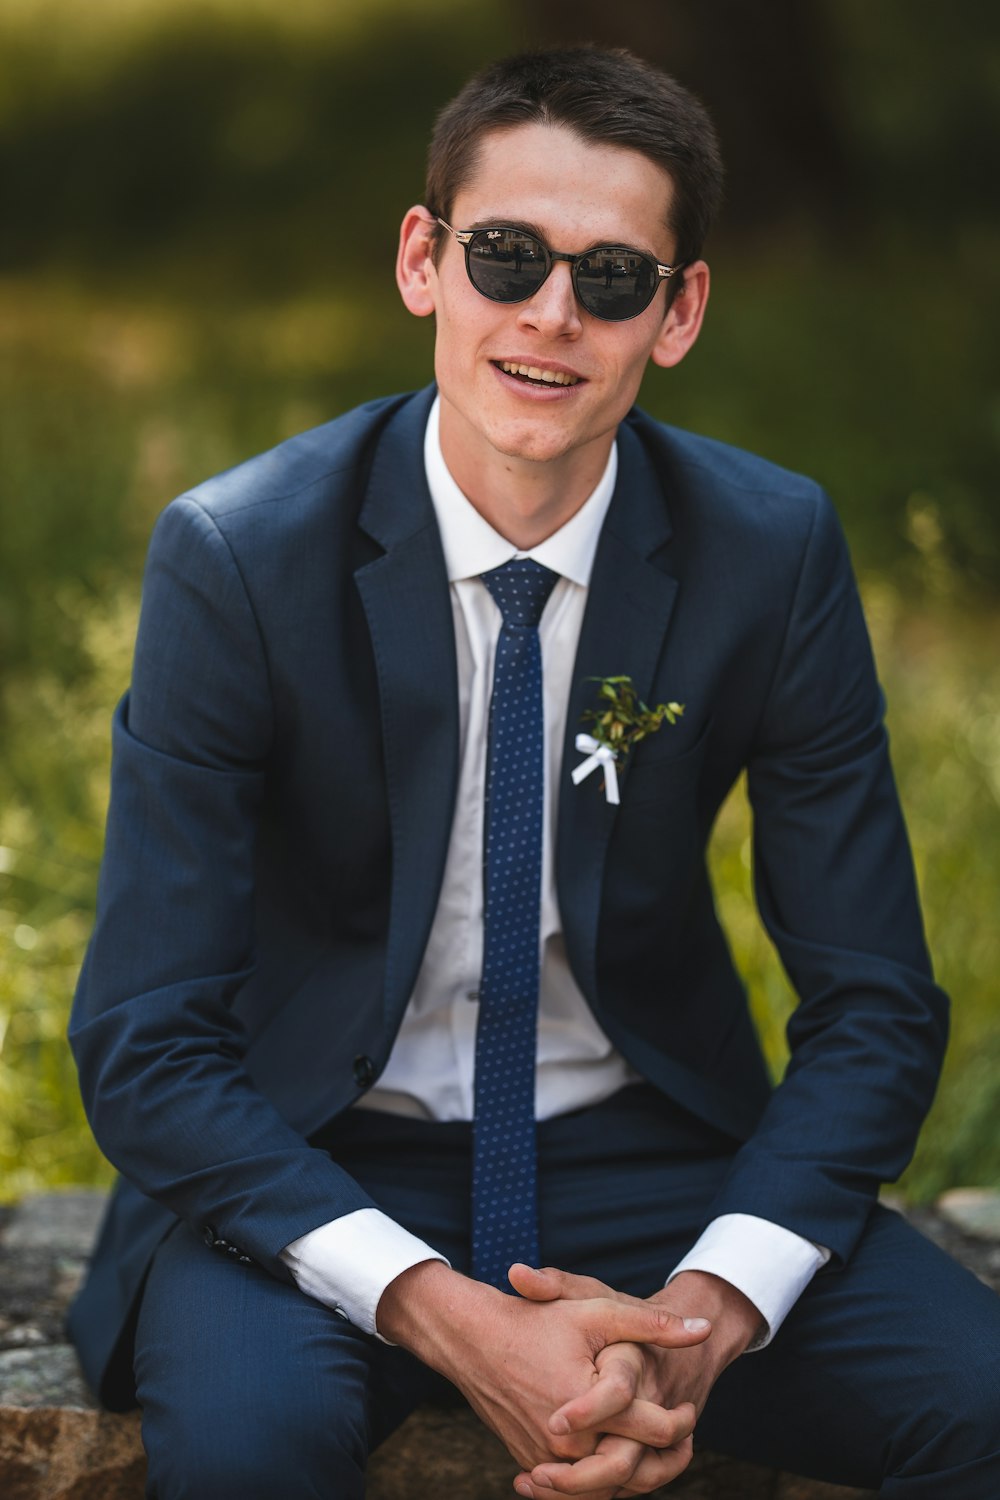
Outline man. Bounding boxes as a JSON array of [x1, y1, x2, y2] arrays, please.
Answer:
[[68, 46, 999, 1499]]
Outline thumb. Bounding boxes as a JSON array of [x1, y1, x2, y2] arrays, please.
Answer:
[[508, 1263, 614, 1302], [603, 1302, 712, 1350], [508, 1264, 561, 1301]]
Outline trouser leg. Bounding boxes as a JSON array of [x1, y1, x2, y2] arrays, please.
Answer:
[[133, 1108, 476, 1500], [694, 1204, 1000, 1496], [134, 1221, 450, 1500]]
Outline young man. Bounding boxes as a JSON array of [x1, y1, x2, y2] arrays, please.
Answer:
[[69, 47, 999, 1499]]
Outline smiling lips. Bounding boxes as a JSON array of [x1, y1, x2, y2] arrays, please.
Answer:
[[497, 360, 581, 387]]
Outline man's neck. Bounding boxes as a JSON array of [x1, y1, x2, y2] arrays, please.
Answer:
[[438, 413, 616, 549]]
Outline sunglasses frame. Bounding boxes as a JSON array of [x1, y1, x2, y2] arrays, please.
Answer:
[[434, 217, 682, 322]]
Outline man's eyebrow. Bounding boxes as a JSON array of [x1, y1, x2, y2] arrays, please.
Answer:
[[463, 217, 665, 261], [464, 217, 547, 238]]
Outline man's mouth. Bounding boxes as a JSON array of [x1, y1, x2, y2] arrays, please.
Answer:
[[496, 361, 581, 387]]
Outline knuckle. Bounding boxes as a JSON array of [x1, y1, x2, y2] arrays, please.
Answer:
[[678, 1409, 697, 1441], [618, 1410, 649, 1442], [608, 1452, 635, 1484], [656, 1437, 694, 1481], [659, 1418, 684, 1449], [593, 1448, 635, 1486]]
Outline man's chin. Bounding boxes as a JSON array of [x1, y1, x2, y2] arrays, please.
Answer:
[[484, 416, 604, 470]]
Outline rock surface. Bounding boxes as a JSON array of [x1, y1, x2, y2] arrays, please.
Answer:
[[366, 1408, 877, 1499], [3, 1188, 999, 1499], [936, 1186, 1000, 1243], [0, 1193, 144, 1499]]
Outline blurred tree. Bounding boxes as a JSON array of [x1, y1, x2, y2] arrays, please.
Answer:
[[0, 5, 518, 288], [3, 2, 997, 271], [515, 0, 1000, 241], [513, 0, 858, 239]]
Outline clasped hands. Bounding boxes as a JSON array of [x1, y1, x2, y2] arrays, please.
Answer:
[[377, 1259, 762, 1500]]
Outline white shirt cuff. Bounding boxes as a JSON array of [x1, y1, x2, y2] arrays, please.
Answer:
[[281, 1208, 449, 1342], [666, 1213, 830, 1351]]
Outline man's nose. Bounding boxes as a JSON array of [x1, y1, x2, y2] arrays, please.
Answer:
[[515, 261, 583, 337]]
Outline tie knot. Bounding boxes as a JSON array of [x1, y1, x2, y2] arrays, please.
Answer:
[[481, 558, 559, 629]]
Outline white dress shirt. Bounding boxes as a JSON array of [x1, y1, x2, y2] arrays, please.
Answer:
[[282, 398, 828, 1343]]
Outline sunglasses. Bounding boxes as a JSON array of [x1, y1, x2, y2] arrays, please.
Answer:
[[435, 217, 683, 322]]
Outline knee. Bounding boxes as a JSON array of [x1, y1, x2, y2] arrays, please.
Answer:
[[891, 1340, 1000, 1489], [142, 1389, 368, 1500]]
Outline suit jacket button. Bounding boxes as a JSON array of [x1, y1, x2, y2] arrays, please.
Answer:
[[353, 1054, 375, 1088]]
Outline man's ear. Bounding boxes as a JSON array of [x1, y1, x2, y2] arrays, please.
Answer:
[[396, 207, 439, 318], [650, 259, 710, 369]]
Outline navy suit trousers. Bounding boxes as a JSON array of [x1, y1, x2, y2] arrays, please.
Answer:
[[134, 1086, 1000, 1498]]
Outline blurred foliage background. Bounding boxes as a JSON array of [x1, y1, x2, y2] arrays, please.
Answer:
[[1, 0, 998, 1202]]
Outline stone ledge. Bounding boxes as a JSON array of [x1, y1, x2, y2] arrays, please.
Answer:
[[0, 1406, 143, 1500], [366, 1406, 878, 1499], [4, 1188, 998, 1499]]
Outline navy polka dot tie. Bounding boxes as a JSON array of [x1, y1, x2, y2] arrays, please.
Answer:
[[472, 558, 559, 1290]]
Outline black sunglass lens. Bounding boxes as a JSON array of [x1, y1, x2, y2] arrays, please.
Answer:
[[576, 249, 657, 320], [467, 230, 547, 302]]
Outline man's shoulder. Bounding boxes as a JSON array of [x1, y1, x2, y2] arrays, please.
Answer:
[[625, 407, 827, 509], [177, 389, 425, 529], [622, 408, 853, 605]]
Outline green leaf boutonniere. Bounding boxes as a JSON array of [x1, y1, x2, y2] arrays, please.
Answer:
[[573, 675, 684, 804]]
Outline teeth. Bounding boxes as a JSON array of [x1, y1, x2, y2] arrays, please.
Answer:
[[500, 361, 579, 386]]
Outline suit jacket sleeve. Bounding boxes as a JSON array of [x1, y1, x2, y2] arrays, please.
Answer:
[[69, 496, 381, 1279], [707, 489, 949, 1262]]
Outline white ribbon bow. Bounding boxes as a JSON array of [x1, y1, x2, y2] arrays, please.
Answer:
[[571, 733, 620, 805]]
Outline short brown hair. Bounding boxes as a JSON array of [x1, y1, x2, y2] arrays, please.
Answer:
[[425, 46, 724, 269]]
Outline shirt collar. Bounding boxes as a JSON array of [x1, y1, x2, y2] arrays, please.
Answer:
[[424, 394, 617, 588]]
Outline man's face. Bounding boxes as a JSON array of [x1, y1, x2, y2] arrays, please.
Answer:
[[407, 122, 700, 487]]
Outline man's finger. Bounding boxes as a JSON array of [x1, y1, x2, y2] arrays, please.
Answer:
[[512, 1272, 716, 1356], [527, 1432, 695, 1497], [508, 1266, 712, 1350], [602, 1396, 696, 1449], [622, 1432, 696, 1493], [514, 1476, 617, 1500], [592, 1300, 711, 1350], [554, 1389, 697, 1451], [548, 1348, 643, 1433], [509, 1264, 624, 1304], [621, 1432, 696, 1495], [523, 1434, 644, 1496]]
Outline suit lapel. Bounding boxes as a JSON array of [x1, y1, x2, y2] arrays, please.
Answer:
[[354, 389, 460, 1045], [557, 418, 679, 1001], [354, 397, 679, 1039]]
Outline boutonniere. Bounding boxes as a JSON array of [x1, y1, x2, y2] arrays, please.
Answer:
[[572, 675, 684, 805]]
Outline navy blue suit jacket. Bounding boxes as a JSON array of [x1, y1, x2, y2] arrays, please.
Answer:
[[68, 385, 948, 1408]]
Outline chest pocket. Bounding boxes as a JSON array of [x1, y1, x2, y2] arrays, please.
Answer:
[[619, 714, 713, 807]]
